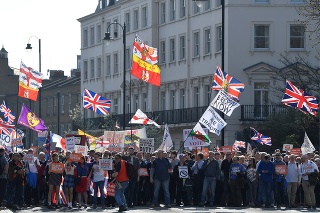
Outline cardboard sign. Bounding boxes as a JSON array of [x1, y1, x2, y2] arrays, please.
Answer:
[[75, 145, 88, 155], [282, 144, 293, 152], [178, 166, 189, 179], [50, 162, 64, 173], [139, 138, 154, 154], [275, 165, 287, 175], [69, 153, 82, 162], [23, 154, 35, 164], [107, 182, 115, 197], [99, 159, 113, 170], [138, 168, 149, 176], [65, 134, 86, 145], [221, 146, 233, 153], [66, 137, 75, 152], [290, 148, 301, 156]]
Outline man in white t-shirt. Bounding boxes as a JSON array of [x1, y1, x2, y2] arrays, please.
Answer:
[[286, 154, 300, 208], [90, 153, 106, 209], [25, 149, 40, 206], [299, 154, 319, 209]]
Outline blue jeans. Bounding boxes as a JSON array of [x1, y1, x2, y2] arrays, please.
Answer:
[[201, 176, 217, 205], [257, 179, 272, 207], [126, 179, 137, 206], [153, 178, 170, 205], [93, 180, 105, 206], [114, 181, 129, 207]]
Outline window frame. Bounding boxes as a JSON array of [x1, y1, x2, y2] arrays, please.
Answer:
[[193, 31, 200, 57], [160, 2, 166, 24], [179, 34, 186, 60], [253, 24, 270, 50], [113, 52, 119, 75], [289, 24, 305, 50], [106, 54, 111, 76], [133, 9, 139, 30], [170, 0, 176, 21], [169, 37, 175, 62], [204, 27, 211, 55]]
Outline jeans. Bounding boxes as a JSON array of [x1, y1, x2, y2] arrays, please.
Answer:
[[274, 180, 288, 206], [114, 181, 129, 207], [126, 179, 137, 206], [0, 178, 7, 205], [153, 178, 170, 205], [93, 180, 105, 206], [201, 176, 217, 205], [257, 179, 272, 207]]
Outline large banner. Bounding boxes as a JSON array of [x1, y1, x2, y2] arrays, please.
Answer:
[[211, 90, 240, 116], [183, 128, 209, 147], [124, 127, 147, 151], [104, 131, 126, 152], [199, 105, 227, 136]]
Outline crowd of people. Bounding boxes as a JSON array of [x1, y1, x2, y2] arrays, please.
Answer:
[[0, 145, 320, 211]]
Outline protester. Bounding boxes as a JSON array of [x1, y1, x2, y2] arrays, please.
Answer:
[[286, 154, 300, 208], [63, 155, 76, 209], [47, 153, 63, 209], [75, 156, 89, 208], [0, 146, 8, 209]]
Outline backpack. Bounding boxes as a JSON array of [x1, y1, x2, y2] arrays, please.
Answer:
[[125, 161, 135, 179]]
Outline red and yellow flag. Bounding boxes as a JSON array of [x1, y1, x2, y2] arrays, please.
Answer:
[[131, 54, 160, 87]]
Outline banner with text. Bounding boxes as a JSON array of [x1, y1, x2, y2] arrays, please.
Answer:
[[199, 105, 227, 136], [211, 90, 240, 116], [104, 131, 126, 152], [139, 138, 154, 153]]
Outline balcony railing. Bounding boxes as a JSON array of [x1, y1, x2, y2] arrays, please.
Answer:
[[241, 105, 288, 121]]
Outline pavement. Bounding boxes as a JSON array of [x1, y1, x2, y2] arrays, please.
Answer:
[[0, 205, 319, 213]]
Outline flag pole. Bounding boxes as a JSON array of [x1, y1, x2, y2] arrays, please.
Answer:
[[177, 133, 192, 153], [249, 127, 258, 152]]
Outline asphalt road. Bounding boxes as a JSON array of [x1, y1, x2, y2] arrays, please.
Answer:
[[0, 205, 319, 213]]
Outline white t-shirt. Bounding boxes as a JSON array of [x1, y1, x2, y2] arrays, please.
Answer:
[[28, 158, 40, 173], [92, 163, 105, 182]]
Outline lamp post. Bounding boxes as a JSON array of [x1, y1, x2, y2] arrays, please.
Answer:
[[25, 36, 42, 118], [103, 22, 126, 130]]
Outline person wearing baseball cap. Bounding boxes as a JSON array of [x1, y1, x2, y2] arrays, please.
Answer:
[[0, 146, 9, 208]]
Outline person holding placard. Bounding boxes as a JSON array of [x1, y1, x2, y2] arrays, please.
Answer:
[[89, 152, 106, 209], [75, 156, 90, 209], [63, 156, 76, 209], [47, 153, 63, 209], [273, 152, 288, 208], [25, 149, 40, 207]]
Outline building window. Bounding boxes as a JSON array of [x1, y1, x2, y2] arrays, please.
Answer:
[[53, 96, 57, 115], [142, 6, 148, 27], [204, 28, 211, 54], [134, 10, 139, 30], [193, 32, 200, 57], [90, 59, 94, 79], [114, 98, 118, 114], [170, 90, 175, 110], [170, 0, 175, 21], [125, 12, 130, 33], [61, 95, 65, 114], [83, 29, 88, 48], [143, 93, 147, 111], [254, 25, 270, 49], [134, 94, 139, 111], [97, 57, 101, 78], [290, 25, 305, 49], [68, 93, 71, 112], [125, 48, 130, 70], [90, 27, 94, 46], [179, 35, 185, 60], [83, 60, 88, 80], [160, 41, 166, 64], [97, 24, 101, 44], [114, 53, 118, 74], [204, 85, 211, 106], [204, 0, 211, 10], [180, 0, 185, 18], [216, 26, 222, 52], [113, 18, 118, 38], [254, 82, 269, 118], [170, 38, 175, 62], [194, 87, 199, 107], [161, 91, 166, 110], [46, 97, 50, 115], [193, 2, 200, 14], [180, 89, 185, 108], [290, 0, 305, 3], [255, 0, 270, 3], [160, 2, 166, 24], [106, 55, 111, 76], [106, 21, 111, 34]]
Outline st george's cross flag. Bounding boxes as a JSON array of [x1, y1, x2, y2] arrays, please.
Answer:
[[0, 101, 16, 124], [250, 127, 272, 146], [188, 123, 211, 144], [133, 34, 158, 64], [18, 61, 43, 101], [212, 65, 245, 101], [129, 109, 161, 128], [83, 89, 111, 115], [282, 80, 318, 116]]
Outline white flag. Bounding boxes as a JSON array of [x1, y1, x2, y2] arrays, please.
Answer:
[[301, 132, 315, 155], [199, 105, 227, 136], [247, 143, 252, 155], [211, 90, 240, 116], [129, 109, 160, 128], [157, 124, 173, 152]]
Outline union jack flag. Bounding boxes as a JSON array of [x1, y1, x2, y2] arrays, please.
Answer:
[[234, 140, 246, 148], [0, 101, 15, 124], [282, 80, 318, 116], [83, 89, 111, 115], [250, 127, 272, 146], [212, 65, 245, 101]]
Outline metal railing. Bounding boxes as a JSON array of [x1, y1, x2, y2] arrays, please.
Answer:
[[241, 105, 287, 121]]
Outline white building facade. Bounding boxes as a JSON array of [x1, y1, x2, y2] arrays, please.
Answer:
[[78, 0, 319, 150]]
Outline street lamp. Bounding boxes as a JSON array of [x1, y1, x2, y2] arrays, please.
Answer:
[[103, 22, 126, 130], [192, 0, 209, 8], [25, 36, 42, 118]]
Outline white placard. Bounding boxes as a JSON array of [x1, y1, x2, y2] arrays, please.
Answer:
[[211, 90, 240, 116], [178, 166, 188, 178], [199, 105, 227, 136], [282, 144, 293, 152], [99, 159, 113, 170], [23, 154, 35, 164], [66, 136, 75, 152], [139, 138, 154, 153], [75, 145, 88, 155]]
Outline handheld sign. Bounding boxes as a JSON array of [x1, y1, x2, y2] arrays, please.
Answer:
[[23, 154, 35, 164], [107, 182, 115, 197], [290, 148, 301, 156], [221, 146, 233, 153], [69, 153, 82, 162], [50, 162, 64, 173], [139, 138, 154, 153], [66, 137, 75, 152], [99, 159, 113, 170], [275, 165, 287, 175], [75, 145, 88, 155], [138, 168, 149, 176], [178, 166, 189, 179]]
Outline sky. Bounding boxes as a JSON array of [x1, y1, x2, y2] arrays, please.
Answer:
[[0, 0, 98, 78]]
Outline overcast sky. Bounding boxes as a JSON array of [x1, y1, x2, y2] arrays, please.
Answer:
[[0, 0, 98, 78]]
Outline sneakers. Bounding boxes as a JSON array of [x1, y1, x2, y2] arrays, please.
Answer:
[[118, 205, 127, 212]]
